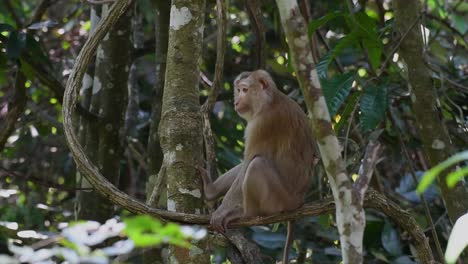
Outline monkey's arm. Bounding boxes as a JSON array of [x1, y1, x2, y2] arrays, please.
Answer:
[[201, 164, 242, 201]]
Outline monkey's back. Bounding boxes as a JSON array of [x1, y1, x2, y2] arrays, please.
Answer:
[[244, 91, 315, 198]]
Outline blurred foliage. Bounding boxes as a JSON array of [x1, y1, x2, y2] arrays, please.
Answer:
[[0, 0, 466, 263], [0, 216, 205, 263]]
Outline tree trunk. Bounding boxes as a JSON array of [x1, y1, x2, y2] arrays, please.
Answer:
[[275, 1, 367, 263], [146, 0, 170, 208], [157, 0, 209, 262], [393, 0, 468, 224], [78, 3, 133, 222]]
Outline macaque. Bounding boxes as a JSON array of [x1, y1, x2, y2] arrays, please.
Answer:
[[200, 70, 317, 263]]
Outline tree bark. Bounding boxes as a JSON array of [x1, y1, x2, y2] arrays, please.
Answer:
[[275, 1, 375, 263], [146, 0, 170, 208], [157, 0, 209, 262], [78, 3, 133, 222], [393, 0, 468, 224]]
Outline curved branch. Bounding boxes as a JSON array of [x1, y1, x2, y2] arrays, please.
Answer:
[[62, 1, 432, 262], [63, 0, 188, 222]]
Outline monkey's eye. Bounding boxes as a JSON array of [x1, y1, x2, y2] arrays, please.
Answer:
[[242, 88, 248, 93]]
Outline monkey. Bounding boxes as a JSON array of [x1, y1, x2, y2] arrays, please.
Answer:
[[200, 70, 317, 263]]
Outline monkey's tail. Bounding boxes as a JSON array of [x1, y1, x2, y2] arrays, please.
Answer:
[[282, 220, 294, 264]]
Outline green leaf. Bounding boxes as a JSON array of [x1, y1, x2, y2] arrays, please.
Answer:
[[321, 72, 355, 116], [362, 36, 382, 71], [334, 92, 360, 132], [355, 12, 382, 71], [360, 84, 388, 132], [308, 11, 346, 35], [6, 31, 26, 60], [417, 151, 468, 193], [123, 215, 189, 248], [316, 52, 331, 79], [325, 31, 359, 68], [447, 167, 468, 188], [445, 213, 468, 264], [450, 14, 467, 35], [317, 214, 331, 229]]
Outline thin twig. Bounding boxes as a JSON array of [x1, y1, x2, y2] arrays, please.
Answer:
[[343, 100, 360, 163], [200, 0, 227, 180], [355, 130, 382, 199], [146, 166, 166, 207], [245, 0, 266, 69]]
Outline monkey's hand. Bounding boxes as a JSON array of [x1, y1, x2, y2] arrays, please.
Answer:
[[198, 166, 212, 185]]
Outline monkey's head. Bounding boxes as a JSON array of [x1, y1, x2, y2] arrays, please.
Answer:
[[233, 70, 275, 121]]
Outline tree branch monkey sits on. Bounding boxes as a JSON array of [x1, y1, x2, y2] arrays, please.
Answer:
[[200, 70, 317, 263]]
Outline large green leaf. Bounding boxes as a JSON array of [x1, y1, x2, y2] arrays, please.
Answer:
[[321, 72, 355, 116], [360, 84, 388, 132]]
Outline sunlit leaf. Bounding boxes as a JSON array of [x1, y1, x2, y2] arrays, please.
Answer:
[[447, 167, 468, 188], [417, 151, 468, 193], [123, 215, 189, 248]]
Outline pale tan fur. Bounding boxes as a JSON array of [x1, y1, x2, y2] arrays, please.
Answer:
[[200, 70, 316, 263]]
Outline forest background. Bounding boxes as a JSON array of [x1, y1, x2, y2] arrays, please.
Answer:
[[0, 0, 467, 263]]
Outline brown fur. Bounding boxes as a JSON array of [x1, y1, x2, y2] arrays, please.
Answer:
[[200, 70, 316, 263]]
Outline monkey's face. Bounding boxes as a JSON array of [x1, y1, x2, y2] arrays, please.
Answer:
[[234, 71, 274, 121], [234, 79, 253, 120]]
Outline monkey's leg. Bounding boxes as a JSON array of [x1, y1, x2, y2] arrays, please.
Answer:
[[242, 156, 297, 216], [201, 164, 242, 201]]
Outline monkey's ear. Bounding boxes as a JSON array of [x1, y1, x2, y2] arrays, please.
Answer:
[[258, 77, 269, 90]]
